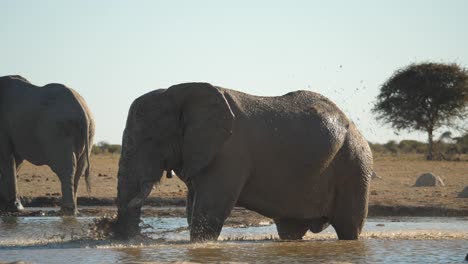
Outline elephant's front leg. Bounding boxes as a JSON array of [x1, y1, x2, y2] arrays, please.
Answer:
[[189, 166, 247, 242], [186, 181, 194, 228], [190, 190, 237, 242]]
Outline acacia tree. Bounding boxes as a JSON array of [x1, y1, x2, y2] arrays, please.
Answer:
[[373, 62, 468, 160]]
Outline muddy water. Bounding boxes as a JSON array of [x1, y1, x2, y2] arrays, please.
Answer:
[[1, 216, 467, 263]]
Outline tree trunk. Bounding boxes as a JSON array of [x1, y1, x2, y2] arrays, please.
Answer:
[[427, 127, 434, 160]]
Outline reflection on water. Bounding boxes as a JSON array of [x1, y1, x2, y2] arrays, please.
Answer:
[[1, 240, 466, 263], [0, 216, 467, 263], [0, 216, 91, 246]]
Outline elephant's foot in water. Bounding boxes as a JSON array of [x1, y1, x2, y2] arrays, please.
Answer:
[[0, 197, 24, 213], [59, 209, 78, 215], [333, 228, 359, 240], [331, 220, 361, 240], [59, 204, 78, 216], [189, 215, 224, 242], [274, 218, 310, 240]]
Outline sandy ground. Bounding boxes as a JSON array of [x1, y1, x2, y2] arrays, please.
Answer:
[[16, 154, 185, 199], [371, 154, 468, 211], [15, 153, 468, 212]]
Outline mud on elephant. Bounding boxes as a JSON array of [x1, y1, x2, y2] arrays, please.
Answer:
[[114, 83, 373, 241], [0, 75, 95, 215]]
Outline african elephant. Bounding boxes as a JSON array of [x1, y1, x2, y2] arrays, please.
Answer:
[[0, 75, 94, 215], [114, 83, 373, 241]]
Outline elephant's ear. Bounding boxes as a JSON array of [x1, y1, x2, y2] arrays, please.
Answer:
[[167, 83, 234, 179]]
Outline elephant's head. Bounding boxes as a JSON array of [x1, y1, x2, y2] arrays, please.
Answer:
[[114, 83, 234, 239]]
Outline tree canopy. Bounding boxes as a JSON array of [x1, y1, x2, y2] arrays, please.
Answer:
[[373, 62, 468, 160]]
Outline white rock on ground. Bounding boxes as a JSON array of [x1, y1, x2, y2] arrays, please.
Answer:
[[413, 172, 445, 187]]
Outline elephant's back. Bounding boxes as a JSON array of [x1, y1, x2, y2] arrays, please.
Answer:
[[278, 90, 348, 121], [224, 88, 349, 124], [224, 88, 351, 162], [31, 85, 89, 143], [67, 87, 95, 136], [38, 84, 93, 148], [0, 76, 37, 108], [38, 84, 88, 120], [231, 89, 350, 143]]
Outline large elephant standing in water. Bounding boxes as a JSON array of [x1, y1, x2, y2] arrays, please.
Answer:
[[115, 83, 373, 241], [0, 75, 94, 215]]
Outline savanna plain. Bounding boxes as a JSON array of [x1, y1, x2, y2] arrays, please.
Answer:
[[15, 153, 468, 216]]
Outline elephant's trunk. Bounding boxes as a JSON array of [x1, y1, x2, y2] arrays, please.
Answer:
[[114, 170, 143, 239], [114, 203, 142, 239], [114, 141, 164, 239]]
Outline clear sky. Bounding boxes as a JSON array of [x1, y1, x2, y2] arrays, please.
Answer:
[[1, 0, 467, 144]]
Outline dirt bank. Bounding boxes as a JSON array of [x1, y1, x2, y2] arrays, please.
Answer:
[[9, 196, 468, 218], [7, 153, 468, 218]]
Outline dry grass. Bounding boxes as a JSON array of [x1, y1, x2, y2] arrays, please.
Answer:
[[16, 153, 468, 210], [371, 153, 468, 210], [16, 154, 186, 199]]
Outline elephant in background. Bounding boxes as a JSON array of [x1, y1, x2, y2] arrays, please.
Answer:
[[0, 75, 95, 215], [114, 83, 373, 241]]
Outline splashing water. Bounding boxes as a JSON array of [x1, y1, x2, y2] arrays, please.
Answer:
[[0, 216, 467, 263]]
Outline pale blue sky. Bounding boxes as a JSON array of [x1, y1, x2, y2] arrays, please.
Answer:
[[1, 0, 467, 144]]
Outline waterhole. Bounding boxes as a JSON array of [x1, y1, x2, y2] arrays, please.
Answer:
[[0, 214, 467, 263]]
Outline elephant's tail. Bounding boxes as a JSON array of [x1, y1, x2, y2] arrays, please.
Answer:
[[76, 89, 94, 194], [84, 129, 91, 193], [77, 106, 92, 194]]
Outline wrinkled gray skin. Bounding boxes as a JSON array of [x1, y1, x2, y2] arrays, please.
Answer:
[[0, 75, 94, 215], [115, 83, 372, 241]]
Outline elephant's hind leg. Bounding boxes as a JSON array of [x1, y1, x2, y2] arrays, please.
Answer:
[[330, 167, 370, 239], [274, 218, 309, 240], [331, 217, 361, 240], [50, 152, 78, 215], [73, 154, 86, 198], [329, 177, 368, 240], [329, 128, 372, 240]]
